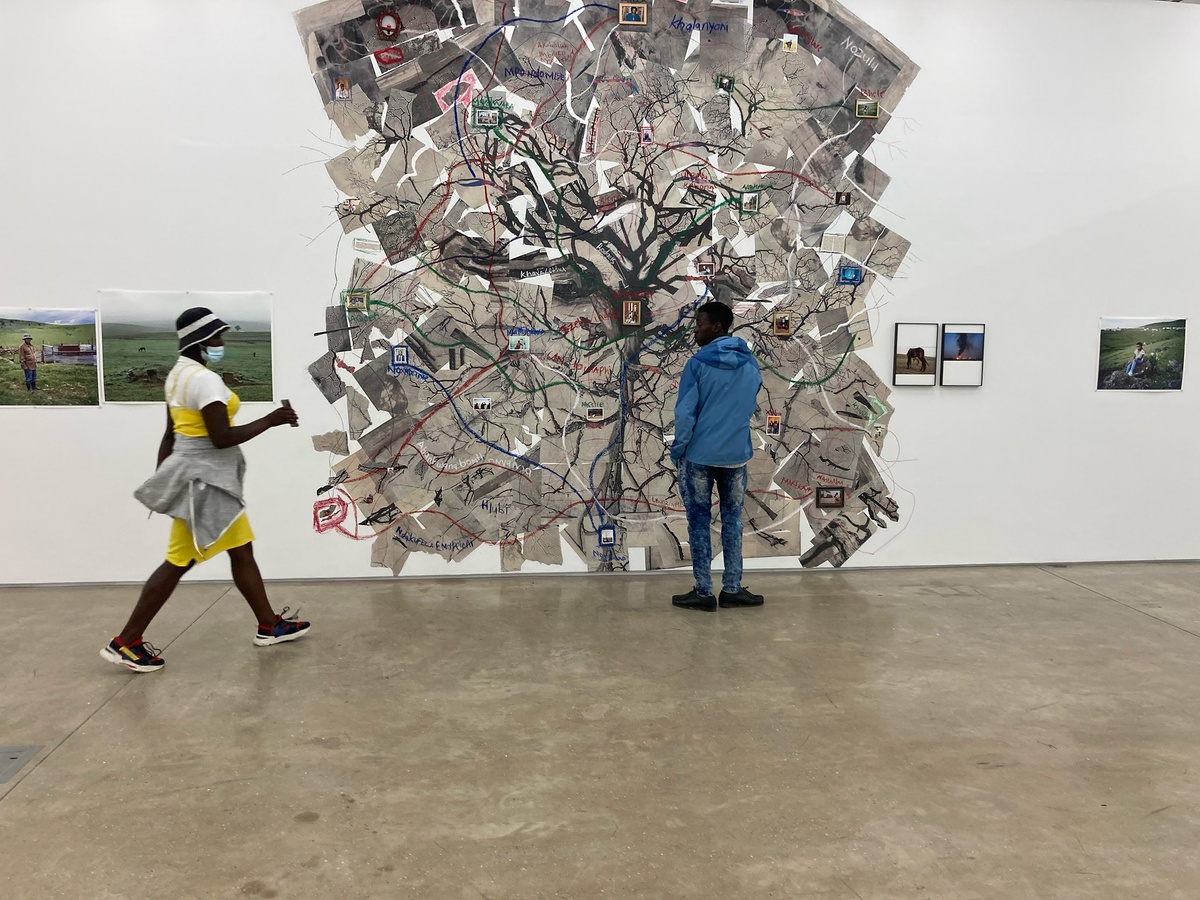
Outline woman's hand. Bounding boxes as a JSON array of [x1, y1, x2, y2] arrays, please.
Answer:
[[266, 404, 300, 429], [203, 401, 300, 449]]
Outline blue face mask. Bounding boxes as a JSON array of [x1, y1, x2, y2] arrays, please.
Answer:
[[203, 346, 225, 363]]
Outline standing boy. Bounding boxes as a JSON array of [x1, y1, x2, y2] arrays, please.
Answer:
[[670, 301, 764, 611]]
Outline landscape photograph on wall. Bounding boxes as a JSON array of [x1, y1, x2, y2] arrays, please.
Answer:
[[0, 308, 99, 407], [99, 291, 274, 403], [1097, 317, 1186, 391]]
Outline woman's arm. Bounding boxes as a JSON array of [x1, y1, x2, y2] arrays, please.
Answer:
[[201, 401, 299, 449], [156, 405, 176, 468]]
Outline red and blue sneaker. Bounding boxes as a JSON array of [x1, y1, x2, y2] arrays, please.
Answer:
[[254, 607, 311, 647], [100, 637, 165, 673]]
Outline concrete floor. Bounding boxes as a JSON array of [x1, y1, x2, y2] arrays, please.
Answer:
[[1, 563, 1199, 899]]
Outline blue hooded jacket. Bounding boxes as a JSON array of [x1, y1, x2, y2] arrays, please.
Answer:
[[670, 334, 762, 466]]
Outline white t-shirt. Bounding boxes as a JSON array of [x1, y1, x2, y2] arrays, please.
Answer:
[[166, 357, 231, 411]]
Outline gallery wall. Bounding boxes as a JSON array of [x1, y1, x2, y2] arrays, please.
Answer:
[[0, 0, 1197, 585]]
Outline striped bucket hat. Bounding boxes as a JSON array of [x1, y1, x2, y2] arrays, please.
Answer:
[[176, 307, 230, 351]]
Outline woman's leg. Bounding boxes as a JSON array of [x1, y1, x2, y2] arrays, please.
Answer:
[[227, 543, 276, 626], [118, 560, 193, 644]]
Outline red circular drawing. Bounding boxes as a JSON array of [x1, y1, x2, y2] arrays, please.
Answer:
[[313, 496, 349, 533], [376, 10, 401, 40]]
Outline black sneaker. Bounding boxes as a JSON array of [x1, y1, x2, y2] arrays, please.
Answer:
[[719, 587, 764, 608], [672, 589, 717, 612], [100, 637, 165, 672]]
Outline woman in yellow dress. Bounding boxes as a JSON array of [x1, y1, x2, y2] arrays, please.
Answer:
[[101, 307, 310, 672]]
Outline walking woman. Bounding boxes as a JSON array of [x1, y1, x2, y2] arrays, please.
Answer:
[[101, 307, 310, 672]]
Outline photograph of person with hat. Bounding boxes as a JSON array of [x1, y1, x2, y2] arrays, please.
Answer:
[[18, 332, 37, 391], [101, 307, 310, 673]]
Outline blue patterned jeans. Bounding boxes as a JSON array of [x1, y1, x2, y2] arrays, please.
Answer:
[[677, 460, 748, 596]]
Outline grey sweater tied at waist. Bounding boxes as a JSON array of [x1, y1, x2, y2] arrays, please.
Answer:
[[133, 435, 246, 552]]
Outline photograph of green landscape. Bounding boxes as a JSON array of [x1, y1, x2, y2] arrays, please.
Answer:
[[0, 308, 100, 406], [1097, 317, 1187, 391], [99, 291, 274, 402]]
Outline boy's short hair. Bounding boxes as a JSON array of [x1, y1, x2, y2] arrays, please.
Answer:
[[696, 301, 733, 332]]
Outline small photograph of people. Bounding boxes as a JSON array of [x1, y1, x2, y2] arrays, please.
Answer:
[[622, 300, 642, 326], [854, 99, 879, 118], [619, 2, 647, 25]]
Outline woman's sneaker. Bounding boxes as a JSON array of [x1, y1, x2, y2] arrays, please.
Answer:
[[100, 637, 165, 673], [254, 608, 311, 646]]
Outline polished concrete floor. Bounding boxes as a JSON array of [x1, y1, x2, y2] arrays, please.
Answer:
[[1, 563, 1199, 899]]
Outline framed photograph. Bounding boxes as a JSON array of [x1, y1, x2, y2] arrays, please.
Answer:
[[0, 308, 100, 407], [586, 406, 604, 421], [598, 524, 616, 546], [507, 334, 530, 352], [940, 324, 986, 387], [780, 34, 798, 53], [892, 323, 937, 387], [815, 486, 845, 509], [715, 74, 735, 92], [739, 191, 760, 214], [471, 397, 492, 411], [332, 76, 352, 102], [640, 125, 653, 144], [835, 191, 852, 206], [474, 108, 499, 128], [837, 263, 864, 285], [854, 99, 879, 119], [1097, 317, 1186, 391], [622, 300, 642, 326], [343, 289, 370, 312], [766, 413, 781, 436], [696, 259, 715, 277], [772, 312, 792, 337], [618, 2, 648, 25], [390, 344, 408, 366]]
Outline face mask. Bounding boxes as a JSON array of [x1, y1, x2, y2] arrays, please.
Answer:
[[203, 346, 225, 363]]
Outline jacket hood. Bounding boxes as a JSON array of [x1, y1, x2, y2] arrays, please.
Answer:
[[696, 334, 756, 369]]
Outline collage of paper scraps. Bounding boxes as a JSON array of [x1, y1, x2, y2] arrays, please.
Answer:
[[296, 0, 919, 573]]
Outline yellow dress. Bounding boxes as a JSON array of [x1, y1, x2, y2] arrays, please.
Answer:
[[165, 391, 255, 566]]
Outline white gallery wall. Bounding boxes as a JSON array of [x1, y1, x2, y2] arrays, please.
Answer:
[[0, 0, 1197, 585]]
